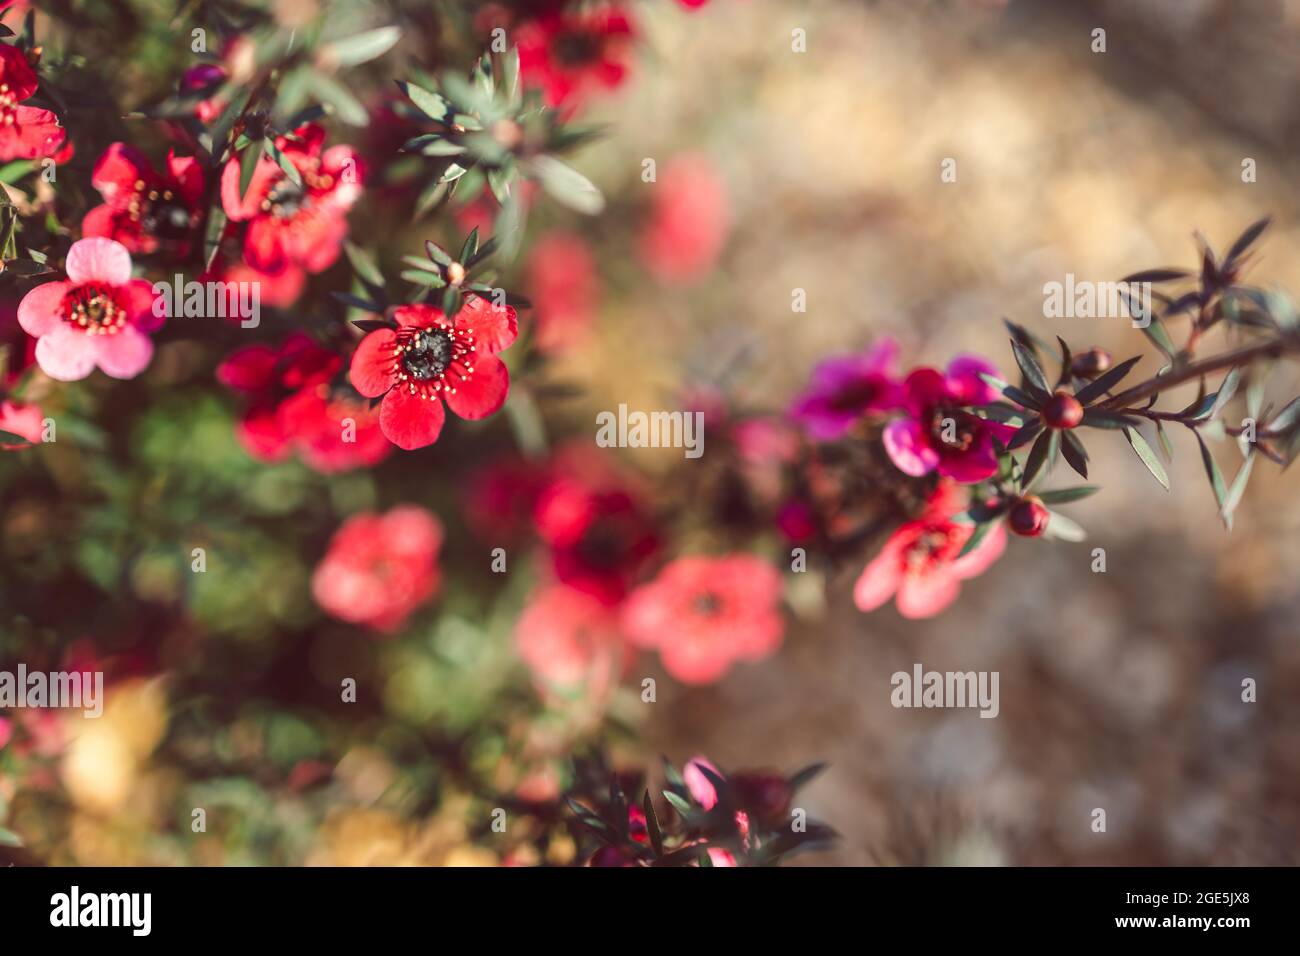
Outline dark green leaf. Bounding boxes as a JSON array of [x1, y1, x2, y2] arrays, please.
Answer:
[[1010, 338, 1051, 396], [1074, 355, 1142, 405], [1060, 429, 1089, 478], [1021, 429, 1058, 491], [1194, 430, 1228, 515], [641, 790, 664, 857]]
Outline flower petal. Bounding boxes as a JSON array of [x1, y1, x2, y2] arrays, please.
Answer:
[[349, 329, 398, 398], [17, 281, 70, 337], [895, 569, 961, 619], [379, 386, 446, 450], [91, 143, 153, 205], [393, 304, 441, 328], [945, 354, 1001, 405], [883, 417, 939, 477], [853, 537, 905, 612], [444, 353, 509, 420], [457, 295, 518, 354], [34, 326, 97, 381], [66, 237, 132, 286], [950, 521, 1007, 580], [94, 327, 154, 379]]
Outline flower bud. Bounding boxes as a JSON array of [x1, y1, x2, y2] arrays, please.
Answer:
[[1041, 390, 1084, 430], [1008, 497, 1050, 537], [1069, 347, 1112, 379]]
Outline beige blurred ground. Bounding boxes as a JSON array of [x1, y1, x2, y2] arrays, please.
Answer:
[[570, 0, 1300, 864]]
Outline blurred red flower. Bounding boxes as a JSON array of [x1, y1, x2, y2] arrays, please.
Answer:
[[853, 481, 1006, 619], [533, 477, 660, 606], [349, 298, 518, 450], [83, 143, 205, 258], [311, 505, 444, 633], [517, 5, 636, 114], [525, 230, 598, 353], [220, 123, 364, 307], [0, 398, 42, 449], [0, 44, 67, 162], [514, 585, 628, 696], [622, 554, 783, 685], [639, 154, 730, 283]]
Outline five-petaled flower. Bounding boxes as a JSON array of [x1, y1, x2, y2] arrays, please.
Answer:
[[0, 44, 67, 162], [883, 355, 1015, 483], [350, 297, 518, 450], [517, 5, 636, 115], [17, 237, 165, 382], [311, 505, 443, 633], [83, 143, 204, 258], [853, 482, 1005, 619], [220, 123, 364, 306], [789, 337, 902, 439], [622, 554, 784, 685]]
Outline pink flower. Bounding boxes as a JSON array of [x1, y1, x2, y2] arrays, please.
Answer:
[[622, 554, 783, 685], [639, 154, 729, 283], [882, 355, 1014, 483], [311, 506, 443, 633], [683, 756, 722, 809], [0, 399, 42, 449], [853, 483, 1006, 619], [16, 237, 165, 381], [789, 338, 902, 439], [514, 585, 628, 696]]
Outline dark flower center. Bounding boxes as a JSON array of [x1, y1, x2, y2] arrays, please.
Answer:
[[554, 31, 601, 65], [62, 283, 128, 335], [142, 196, 194, 240], [264, 177, 306, 218], [389, 321, 477, 400], [930, 408, 976, 451], [402, 329, 454, 380], [828, 378, 881, 413], [693, 591, 722, 615]]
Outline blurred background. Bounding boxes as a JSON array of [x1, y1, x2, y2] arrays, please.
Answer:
[[3, 0, 1300, 865]]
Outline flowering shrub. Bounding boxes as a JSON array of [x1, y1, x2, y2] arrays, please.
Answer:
[[1, 0, 1297, 869]]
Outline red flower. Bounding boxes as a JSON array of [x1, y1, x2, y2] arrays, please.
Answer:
[[514, 585, 628, 697], [853, 482, 1006, 619], [16, 238, 164, 382], [311, 506, 443, 633], [533, 477, 660, 606], [82, 143, 204, 257], [882, 355, 1016, 483], [516, 5, 636, 114], [0, 45, 66, 162], [217, 333, 390, 472], [622, 554, 784, 685], [349, 297, 518, 450], [220, 123, 363, 304], [525, 231, 598, 354], [639, 154, 730, 284]]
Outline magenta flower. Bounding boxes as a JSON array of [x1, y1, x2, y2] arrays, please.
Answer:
[[882, 355, 1014, 483], [788, 338, 901, 439], [17, 237, 164, 382]]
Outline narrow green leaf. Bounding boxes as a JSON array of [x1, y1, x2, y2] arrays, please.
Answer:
[[1021, 429, 1058, 491], [1073, 355, 1142, 405], [322, 26, 401, 68], [1123, 426, 1170, 490], [957, 520, 993, 559], [1010, 338, 1051, 396], [1219, 451, 1256, 531], [1037, 486, 1100, 504], [1060, 429, 1089, 478], [1194, 430, 1228, 511]]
